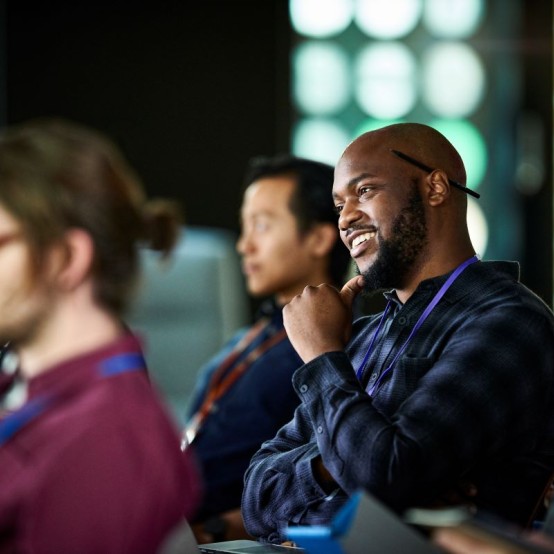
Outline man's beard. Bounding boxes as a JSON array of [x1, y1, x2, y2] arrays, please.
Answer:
[[0, 283, 56, 349], [361, 188, 428, 294]]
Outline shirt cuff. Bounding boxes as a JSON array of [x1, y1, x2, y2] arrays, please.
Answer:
[[292, 351, 359, 400]]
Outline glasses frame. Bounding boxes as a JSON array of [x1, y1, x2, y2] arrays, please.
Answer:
[[390, 149, 480, 199]]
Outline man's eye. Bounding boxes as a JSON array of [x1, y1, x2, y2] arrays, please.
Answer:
[[334, 205, 343, 215], [254, 221, 269, 232], [359, 186, 371, 196]]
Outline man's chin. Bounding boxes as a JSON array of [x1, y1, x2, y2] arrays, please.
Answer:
[[360, 264, 394, 295]]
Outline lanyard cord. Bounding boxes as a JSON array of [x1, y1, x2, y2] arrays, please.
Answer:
[[357, 255, 479, 396], [0, 352, 146, 447], [355, 301, 393, 382], [184, 319, 287, 446]]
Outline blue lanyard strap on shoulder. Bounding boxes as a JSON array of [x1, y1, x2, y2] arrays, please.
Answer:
[[0, 351, 146, 447], [357, 255, 479, 395]]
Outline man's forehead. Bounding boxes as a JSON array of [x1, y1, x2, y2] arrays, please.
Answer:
[[241, 179, 294, 216], [334, 147, 382, 180]]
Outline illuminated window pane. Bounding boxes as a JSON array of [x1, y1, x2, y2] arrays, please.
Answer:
[[430, 118, 487, 191], [355, 42, 417, 119], [467, 197, 489, 257], [422, 43, 486, 118], [290, 0, 354, 38], [423, 0, 485, 38], [355, 0, 422, 39], [293, 42, 351, 116], [292, 118, 351, 166]]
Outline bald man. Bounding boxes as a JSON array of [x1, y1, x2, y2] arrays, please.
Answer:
[[241, 123, 554, 544]]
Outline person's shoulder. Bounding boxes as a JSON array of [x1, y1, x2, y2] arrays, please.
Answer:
[[469, 260, 552, 313]]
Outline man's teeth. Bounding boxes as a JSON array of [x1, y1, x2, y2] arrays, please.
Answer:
[[352, 232, 375, 249]]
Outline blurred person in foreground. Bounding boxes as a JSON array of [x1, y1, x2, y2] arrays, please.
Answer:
[[0, 118, 201, 553], [241, 123, 554, 544], [185, 154, 351, 543]]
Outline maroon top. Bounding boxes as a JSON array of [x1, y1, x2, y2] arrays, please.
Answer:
[[0, 333, 202, 553]]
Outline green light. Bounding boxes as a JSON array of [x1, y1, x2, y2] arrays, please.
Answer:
[[467, 197, 489, 257], [293, 41, 351, 116], [290, 0, 354, 38], [423, 0, 485, 38], [430, 118, 487, 191], [353, 118, 405, 138], [292, 117, 351, 166], [355, 0, 422, 39], [355, 42, 417, 118], [422, 43, 486, 118]]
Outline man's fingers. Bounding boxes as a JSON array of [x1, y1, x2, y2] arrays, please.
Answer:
[[340, 275, 364, 307]]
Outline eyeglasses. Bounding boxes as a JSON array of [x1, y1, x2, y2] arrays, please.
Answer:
[[0, 232, 24, 249], [390, 149, 480, 199]]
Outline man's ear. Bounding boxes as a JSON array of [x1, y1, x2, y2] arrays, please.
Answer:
[[56, 228, 95, 291], [425, 169, 450, 207], [306, 222, 338, 258]]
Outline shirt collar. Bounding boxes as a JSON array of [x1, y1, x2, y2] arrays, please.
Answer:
[[26, 332, 144, 399]]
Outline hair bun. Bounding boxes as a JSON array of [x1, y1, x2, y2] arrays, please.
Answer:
[[142, 199, 183, 257]]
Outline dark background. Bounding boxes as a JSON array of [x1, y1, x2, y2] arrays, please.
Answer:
[[2, 0, 553, 307], [3, 0, 292, 230]]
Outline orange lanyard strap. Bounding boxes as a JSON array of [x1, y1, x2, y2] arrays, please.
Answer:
[[187, 319, 287, 438]]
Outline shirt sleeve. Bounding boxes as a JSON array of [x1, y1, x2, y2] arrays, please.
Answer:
[[241, 403, 349, 543]]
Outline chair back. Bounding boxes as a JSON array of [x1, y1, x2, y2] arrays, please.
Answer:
[[126, 226, 250, 423]]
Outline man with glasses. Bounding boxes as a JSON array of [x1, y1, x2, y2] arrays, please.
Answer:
[[242, 122, 554, 544], [0, 118, 200, 552]]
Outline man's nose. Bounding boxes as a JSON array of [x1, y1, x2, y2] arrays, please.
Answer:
[[338, 199, 362, 232], [236, 230, 253, 254]]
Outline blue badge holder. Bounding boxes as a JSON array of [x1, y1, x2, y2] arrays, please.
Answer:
[[286, 492, 362, 554], [286, 490, 440, 554]]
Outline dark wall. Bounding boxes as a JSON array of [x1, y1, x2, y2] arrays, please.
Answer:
[[520, 0, 553, 306], [5, 0, 291, 234]]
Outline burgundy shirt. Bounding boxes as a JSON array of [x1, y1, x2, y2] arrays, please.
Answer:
[[0, 333, 201, 553]]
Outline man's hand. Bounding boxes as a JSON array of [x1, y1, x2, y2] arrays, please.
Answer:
[[283, 275, 364, 363]]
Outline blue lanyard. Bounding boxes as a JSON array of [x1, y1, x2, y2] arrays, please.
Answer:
[[356, 255, 479, 396], [0, 352, 145, 447]]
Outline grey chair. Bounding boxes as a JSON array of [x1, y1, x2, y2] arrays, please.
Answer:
[[126, 226, 250, 424]]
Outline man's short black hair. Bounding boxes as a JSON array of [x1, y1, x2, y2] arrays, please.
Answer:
[[243, 153, 351, 287]]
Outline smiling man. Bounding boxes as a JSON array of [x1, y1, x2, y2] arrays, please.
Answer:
[[242, 123, 554, 544]]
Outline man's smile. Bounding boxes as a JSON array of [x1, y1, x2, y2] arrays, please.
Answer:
[[346, 229, 377, 257]]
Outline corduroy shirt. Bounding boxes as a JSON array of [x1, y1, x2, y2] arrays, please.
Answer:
[[242, 261, 554, 543]]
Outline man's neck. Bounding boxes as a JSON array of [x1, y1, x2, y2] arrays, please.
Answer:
[[17, 299, 123, 380], [395, 250, 477, 304]]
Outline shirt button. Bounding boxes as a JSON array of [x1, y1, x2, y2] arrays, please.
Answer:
[[317, 426, 323, 434], [398, 316, 407, 325], [299, 384, 308, 393], [369, 373, 377, 382]]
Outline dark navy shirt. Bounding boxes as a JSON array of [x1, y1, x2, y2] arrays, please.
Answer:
[[242, 261, 554, 543], [186, 301, 303, 521]]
